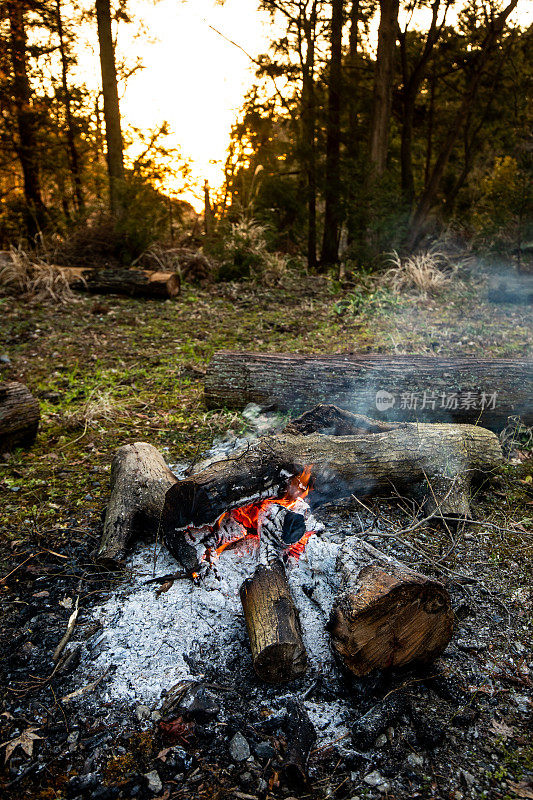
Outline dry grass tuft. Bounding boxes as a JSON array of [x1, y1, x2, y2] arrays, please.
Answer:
[[0, 247, 77, 304], [384, 248, 462, 298], [62, 389, 127, 432]]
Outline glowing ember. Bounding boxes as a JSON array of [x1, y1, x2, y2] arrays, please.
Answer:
[[209, 467, 315, 562]]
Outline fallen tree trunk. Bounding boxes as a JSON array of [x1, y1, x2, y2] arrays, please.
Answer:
[[0, 381, 40, 451], [204, 351, 533, 431], [97, 442, 178, 563], [328, 538, 454, 676], [240, 560, 307, 683], [67, 267, 181, 298], [161, 412, 502, 547]]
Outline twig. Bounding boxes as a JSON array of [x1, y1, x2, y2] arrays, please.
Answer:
[[60, 669, 110, 703], [52, 596, 79, 663]]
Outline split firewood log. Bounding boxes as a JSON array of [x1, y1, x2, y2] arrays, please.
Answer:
[[327, 538, 454, 677], [161, 410, 502, 548], [67, 267, 181, 299], [240, 560, 307, 683], [204, 350, 533, 431], [0, 381, 40, 451], [97, 442, 178, 563]]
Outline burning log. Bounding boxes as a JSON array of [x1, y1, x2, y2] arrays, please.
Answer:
[[240, 560, 308, 683], [161, 413, 502, 542], [204, 350, 533, 431], [328, 538, 454, 677], [67, 267, 181, 298], [0, 381, 40, 451], [97, 442, 178, 563]]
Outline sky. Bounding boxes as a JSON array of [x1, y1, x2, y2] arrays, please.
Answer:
[[75, 0, 531, 210], [116, 0, 274, 208]]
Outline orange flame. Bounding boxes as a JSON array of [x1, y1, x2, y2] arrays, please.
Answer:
[[210, 467, 315, 559]]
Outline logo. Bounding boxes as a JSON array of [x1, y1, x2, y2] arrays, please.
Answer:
[[375, 390, 395, 412]]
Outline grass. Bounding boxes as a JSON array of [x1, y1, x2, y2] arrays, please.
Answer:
[[0, 270, 531, 552], [384, 247, 469, 298], [0, 247, 77, 304]]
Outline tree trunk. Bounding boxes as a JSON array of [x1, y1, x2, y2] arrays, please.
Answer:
[[8, 0, 47, 236], [368, 0, 399, 178], [328, 538, 454, 676], [0, 381, 40, 452], [161, 413, 502, 537], [398, 0, 443, 205], [301, 5, 318, 271], [68, 267, 181, 298], [95, 0, 125, 213], [97, 442, 178, 563], [56, 0, 84, 213], [240, 560, 308, 683], [320, 0, 344, 268], [204, 350, 533, 431]]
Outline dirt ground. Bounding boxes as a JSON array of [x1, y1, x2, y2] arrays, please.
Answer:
[[0, 271, 532, 799]]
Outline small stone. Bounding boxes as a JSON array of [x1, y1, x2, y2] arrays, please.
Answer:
[[151, 710, 161, 722], [254, 741, 276, 760], [0, 354, 11, 365], [144, 770, 162, 793], [364, 770, 385, 787], [229, 732, 250, 761], [459, 769, 475, 789], [135, 704, 151, 721], [375, 733, 387, 747], [407, 753, 424, 768]]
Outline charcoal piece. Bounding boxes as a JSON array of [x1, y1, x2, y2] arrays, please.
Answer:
[[283, 699, 317, 787], [351, 694, 409, 750], [281, 510, 306, 544]]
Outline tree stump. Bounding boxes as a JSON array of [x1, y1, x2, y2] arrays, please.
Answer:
[[0, 381, 40, 451], [328, 538, 454, 676], [240, 560, 308, 683]]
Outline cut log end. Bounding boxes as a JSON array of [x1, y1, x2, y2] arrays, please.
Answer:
[[240, 561, 307, 683], [329, 539, 454, 676]]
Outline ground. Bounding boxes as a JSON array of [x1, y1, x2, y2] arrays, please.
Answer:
[[0, 270, 531, 799]]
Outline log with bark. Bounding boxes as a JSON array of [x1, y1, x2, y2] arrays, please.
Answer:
[[161, 407, 502, 551], [327, 538, 454, 676], [204, 350, 533, 431], [67, 267, 181, 298], [97, 442, 178, 563], [240, 560, 307, 683], [0, 381, 40, 451]]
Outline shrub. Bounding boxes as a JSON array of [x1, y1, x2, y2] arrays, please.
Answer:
[[383, 247, 462, 298], [216, 219, 289, 283], [0, 247, 75, 304]]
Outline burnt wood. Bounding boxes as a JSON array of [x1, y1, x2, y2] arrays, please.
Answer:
[[283, 698, 317, 786], [328, 538, 454, 677], [0, 381, 40, 451], [204, 350, 533, 430], [240, 560, 307, 683], [161, 413, 502, 546], [68, 267, 181, 298]]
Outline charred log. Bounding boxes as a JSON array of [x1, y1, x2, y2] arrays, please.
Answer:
[[97, 442, 178, 563], [351, 693, 409, 750], [283, 698, 317, 786], [0, 381, 40, 451], [162, 415, 502, 546], [328, 538, 454, 677], [240, 560, 307, 683], [204, 350, 533, 430], [68, 267, 181, 298]]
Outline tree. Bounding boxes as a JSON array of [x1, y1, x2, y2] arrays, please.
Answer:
[[56, 0, 84, 213], [406, 0, 521, 247], [95, 0, 124, 213], [6, 0, 47, 236], [320, 0, 344, 268], [369, 0, 399, 177]]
